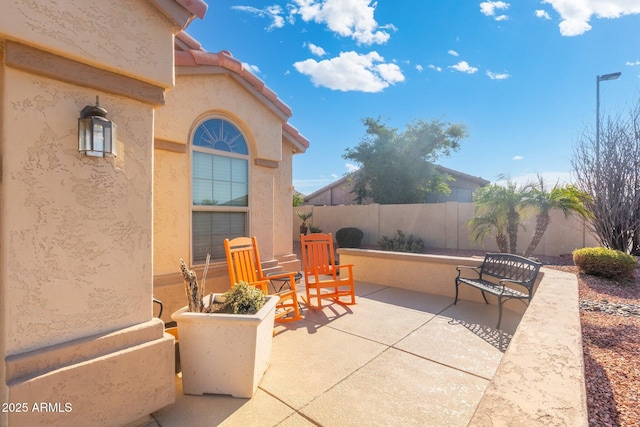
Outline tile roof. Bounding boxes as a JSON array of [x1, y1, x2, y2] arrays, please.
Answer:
[[174, 0, 207, 20], [175, 31, 309, 151]]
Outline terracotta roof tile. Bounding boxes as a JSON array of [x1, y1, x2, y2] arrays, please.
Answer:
[[175, 0, 207, 20], [174, 32, 308, 151]]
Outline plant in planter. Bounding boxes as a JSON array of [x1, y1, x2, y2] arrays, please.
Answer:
[[171, 258, 278, 398], [297, 210, 313, 235]]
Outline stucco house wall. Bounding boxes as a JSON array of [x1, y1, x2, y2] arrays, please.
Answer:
[[0, 1, 206, 425], [152, 39, 308, 322]]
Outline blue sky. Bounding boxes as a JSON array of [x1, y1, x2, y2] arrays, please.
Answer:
[[185, 1, 640, 195]]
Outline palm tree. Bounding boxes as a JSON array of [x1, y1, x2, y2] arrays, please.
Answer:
[[471, 178, 528, 254], [522, 177, 592, 258], [469, 210, 509, 253]]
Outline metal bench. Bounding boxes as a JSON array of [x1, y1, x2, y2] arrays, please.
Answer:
[[454, 253, 542, 329]]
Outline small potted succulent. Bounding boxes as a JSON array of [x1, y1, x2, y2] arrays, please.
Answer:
[[297, 210, 313, 235], [171, 258, 278, 398]]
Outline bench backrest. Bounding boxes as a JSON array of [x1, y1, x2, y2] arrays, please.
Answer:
[[481, 253, 542, 290]]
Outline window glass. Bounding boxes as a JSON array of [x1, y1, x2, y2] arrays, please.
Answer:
[[192, 118, 249, 262]]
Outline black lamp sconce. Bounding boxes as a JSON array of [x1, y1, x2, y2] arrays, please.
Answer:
[[78, 96, 117, 157]]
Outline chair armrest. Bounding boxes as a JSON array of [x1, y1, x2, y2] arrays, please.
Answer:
[[248, 279, 269, 294], [263, 271, 296, 281], [333, 263, 353, 279], [261, 271, 298, 292]]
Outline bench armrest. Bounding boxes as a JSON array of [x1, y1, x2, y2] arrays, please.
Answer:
[[456, 265, 481, 279]]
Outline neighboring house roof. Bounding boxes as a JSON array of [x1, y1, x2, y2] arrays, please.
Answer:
[[432, 165, 490, 186], [304, 166, 490, 204], [174, 31, 309, 153]]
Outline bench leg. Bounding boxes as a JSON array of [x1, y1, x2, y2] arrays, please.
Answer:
[[496, 297, 503, 329], [480, 290, 489, 305], [454, 281, 458, 304]]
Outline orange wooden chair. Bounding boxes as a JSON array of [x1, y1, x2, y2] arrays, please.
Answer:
[[224, 236, 302, 322], [300, 232, 356, 309]]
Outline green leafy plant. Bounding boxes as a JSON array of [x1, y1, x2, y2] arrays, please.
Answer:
[[221, 281, 266, 314], [378, 230, 424, 253], [297, 210, 313, 235], [308, 224, 323, 233], [573, 247, 637, 280], [180, 257, 266, 314], [336, 227, 364, 248]]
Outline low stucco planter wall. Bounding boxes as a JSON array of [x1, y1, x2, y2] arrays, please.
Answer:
[[339, 249, 588, 426], [171, 294, 278, 398]]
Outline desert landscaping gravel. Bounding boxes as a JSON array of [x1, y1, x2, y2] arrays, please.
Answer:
[[550, 264, 640, 427]]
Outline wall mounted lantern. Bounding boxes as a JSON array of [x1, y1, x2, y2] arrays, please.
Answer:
[[78, 96, 117, 157]]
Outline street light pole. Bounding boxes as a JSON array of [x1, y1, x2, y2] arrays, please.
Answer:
[[596, 72, 621, 172]]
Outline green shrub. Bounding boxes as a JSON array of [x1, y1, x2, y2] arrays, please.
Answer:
[[308, 224, 322, 233], [378, 230, 424, 253], [573, 247, 637, 280], [222, 281, 266, 314], [336, 227, 364, 248]]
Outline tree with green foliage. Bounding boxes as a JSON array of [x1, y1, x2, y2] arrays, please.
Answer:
[[469, 210, 509, 253], [521, 177, 592, 257], [343, 117, 467, 204], [292, 191, 304, 207], [471, 178, 527, 254], [470, 176, 592, 257]]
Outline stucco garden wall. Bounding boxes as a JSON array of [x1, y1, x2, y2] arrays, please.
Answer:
[[294, 202, 598, 257]]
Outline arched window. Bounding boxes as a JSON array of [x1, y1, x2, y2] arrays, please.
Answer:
[[191, 118, 249, 263]]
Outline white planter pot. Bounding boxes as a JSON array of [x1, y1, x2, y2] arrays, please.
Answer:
[[171, 294, 278, 398]]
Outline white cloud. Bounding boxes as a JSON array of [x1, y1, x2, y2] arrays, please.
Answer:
[[291, 0, 394, 45], [480, 1, 510, 20], [449, 61, 478, 74], [486, 70, 510, 79], [307, 43, 327, 56], [542, 0, 640, 36], [535, 9, 552, 19], [512, 155, 524, 160], [232, 5, 285, 30], [415, 64, 424, 72], [448, 49, 459, 56], [243, 62, 262, 74], [428, 64, 443, 72], [293, 51, 405, 92], [626, 60, 640, 66], [345, 162, 360, 173]]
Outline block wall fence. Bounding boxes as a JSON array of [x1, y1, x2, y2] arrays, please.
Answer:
[[294, 202, 599, 257]]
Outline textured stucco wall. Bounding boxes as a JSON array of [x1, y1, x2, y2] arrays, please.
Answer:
[[0, 0, 176, 88], [2, 68, 153, 355], [153, 73, 294, 275], [0, 41, 6, 414], [156, 73, 282, 160], [154, 147, 190, 275], [273, 140, 295, 257]]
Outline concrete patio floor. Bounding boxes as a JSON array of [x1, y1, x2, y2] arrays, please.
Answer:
[[150, 280, 523, 427]]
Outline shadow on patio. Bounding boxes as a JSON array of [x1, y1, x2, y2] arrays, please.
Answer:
[[151, 280, 521, 427]]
